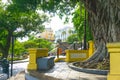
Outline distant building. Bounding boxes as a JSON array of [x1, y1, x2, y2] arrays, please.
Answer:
[[55, 26, 75, 43], [39, 28, 55, 41]]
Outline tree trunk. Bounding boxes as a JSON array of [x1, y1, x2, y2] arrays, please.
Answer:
[[83, 0, 120, 63], [1, 31, 12, 59]]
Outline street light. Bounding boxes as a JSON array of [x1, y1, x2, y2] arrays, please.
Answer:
[[11, 35, 14, 76], [83, 0, 87, 50]]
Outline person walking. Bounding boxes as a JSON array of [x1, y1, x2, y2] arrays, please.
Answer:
[[56, 44, 60, 58]]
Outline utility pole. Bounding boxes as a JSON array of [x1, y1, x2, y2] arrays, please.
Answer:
[[11, 35, 14, 76], [83, 0, 87, 50]]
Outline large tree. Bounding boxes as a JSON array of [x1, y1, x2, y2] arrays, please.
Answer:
[[83, 0, 120, 63], [0, 1, 48, 58], [1, 0, 120, 63], [37, 0, 120, 63]]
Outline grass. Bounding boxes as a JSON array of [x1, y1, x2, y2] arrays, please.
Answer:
[[8, 57, 23, 61]]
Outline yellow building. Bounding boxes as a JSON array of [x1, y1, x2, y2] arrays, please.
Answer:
[[40, 28, 54, 41]]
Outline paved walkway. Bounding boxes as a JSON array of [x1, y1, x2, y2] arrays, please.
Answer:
[[0, 57, 107, 80], [0, 58, 29, 80], [33, 62, 107, 80]]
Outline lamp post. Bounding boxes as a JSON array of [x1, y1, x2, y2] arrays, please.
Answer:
[[11, 35, 14, 76], [83, 0, 87, 50]]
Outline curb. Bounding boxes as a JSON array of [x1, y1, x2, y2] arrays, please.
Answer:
[[13, 60, 28, 64], [25, 73, 39, 80], [68, 62, 109, 75], [9, 59, 29, 64]]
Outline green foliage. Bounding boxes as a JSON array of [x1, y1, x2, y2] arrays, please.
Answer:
[[8, 57, 23, 61], [38, 0, 93, 42], [34, 38, 53, 51], [67, 34, 79, 44], [0, 0, 93, 58], [72, 3, 93, 42], [10, 0, 38, 12], [23, 41, 37, 49], [23, 35, 53, 51], [0, 52, 2, 58], [9, 40, 27, 57], [0, 1, 48, 58], [37, 0, 93, 42], [14, 41, 26, 56], [38, 0, 78, 21], [8, 37, 53, 57]]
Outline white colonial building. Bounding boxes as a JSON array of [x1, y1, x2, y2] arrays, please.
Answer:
[[54, 26, 75, 43]]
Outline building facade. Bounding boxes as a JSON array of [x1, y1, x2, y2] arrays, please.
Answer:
[[40, 28, 55, 41], [55, 27, 75, 43]]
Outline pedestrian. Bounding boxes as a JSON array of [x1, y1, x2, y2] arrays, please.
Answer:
[[56, 44, 60, 59], [1, 58, 9, 78]]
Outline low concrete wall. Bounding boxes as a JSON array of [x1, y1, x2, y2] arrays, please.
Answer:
[[27, 48, 48, 70], [65, 50, 89, 62], [107, 42, 120, 80], [65, 41, 94, 62]]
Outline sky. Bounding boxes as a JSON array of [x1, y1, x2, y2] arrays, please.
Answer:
[[2, 0, 7, 3], [45, 15, 73, 33]]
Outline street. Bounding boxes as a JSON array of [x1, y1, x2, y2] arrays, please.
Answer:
[[9, 62, 28, 76], [0, 62, 28, 77]]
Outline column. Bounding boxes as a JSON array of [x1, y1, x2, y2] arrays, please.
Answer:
[[107, 43, 120, 80], [88, 40, 94, 57], [27, 48, 48, 70]]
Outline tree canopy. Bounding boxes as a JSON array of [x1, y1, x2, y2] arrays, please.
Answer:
[[32, 0, 120, 64], [0, 0, 48, 58], [0, 0, 79, 59], [0, 0, 120, 62], [72, 2, 93, 42]]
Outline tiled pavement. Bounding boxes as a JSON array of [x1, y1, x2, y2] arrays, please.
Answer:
[[0, 57, 107, 80], [40, 62, 107, 80]]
